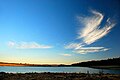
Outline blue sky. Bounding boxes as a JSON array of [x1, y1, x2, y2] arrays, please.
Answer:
[[0, 0, 120, 64]]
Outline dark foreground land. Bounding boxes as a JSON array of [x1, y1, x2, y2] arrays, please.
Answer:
[[0, 72, 120, 80]]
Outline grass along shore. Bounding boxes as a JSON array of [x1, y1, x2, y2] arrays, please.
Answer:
[[0, 72, 120, 80]]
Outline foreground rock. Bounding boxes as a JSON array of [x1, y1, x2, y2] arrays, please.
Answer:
[[0, 72, 120, 80]]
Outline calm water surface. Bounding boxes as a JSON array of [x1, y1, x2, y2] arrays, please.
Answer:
[[0, 66, 120, 74]]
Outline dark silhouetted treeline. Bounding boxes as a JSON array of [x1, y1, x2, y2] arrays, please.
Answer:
[[71, 57, 120, 67]]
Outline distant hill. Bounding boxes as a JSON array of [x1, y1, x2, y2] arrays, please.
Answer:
[[71, 57, 120, 69], [0, 62, 61, 67], [0, 62, 26, 66]]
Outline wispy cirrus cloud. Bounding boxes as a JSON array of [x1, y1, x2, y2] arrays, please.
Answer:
[[65, 42, 109, 54], [73, 47, 109, 54], [77, 10, 115, 45], [64, 43, 83, 50], [60, 54, 71, 56], [8, 41, 53, 49], [65, 10, 116, 54]]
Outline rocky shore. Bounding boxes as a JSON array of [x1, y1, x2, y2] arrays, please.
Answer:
[[0, 72, 120, 80]]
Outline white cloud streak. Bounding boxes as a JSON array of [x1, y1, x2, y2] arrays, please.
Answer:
[[78, 10, 115, 45], [65, 10, 115, 54], [8, 41, 53, 49], [74, 47, 109, 54], [65, 43, 84, 50], [8, 41, 16, 47], [60, 54, 71, 56]]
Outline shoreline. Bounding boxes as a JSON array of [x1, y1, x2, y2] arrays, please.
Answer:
[[90, 65, 120, 70]]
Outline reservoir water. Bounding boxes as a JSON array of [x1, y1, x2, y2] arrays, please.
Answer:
[[0, 66, 120, 74]]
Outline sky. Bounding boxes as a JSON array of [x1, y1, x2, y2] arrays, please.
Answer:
[[0, 0, 120, 64]]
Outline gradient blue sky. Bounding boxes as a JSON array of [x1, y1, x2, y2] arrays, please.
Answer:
[[0, 0, 120, 64]]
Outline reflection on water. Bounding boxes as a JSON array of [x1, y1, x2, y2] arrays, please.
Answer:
[[0, 66, 120, 74]]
